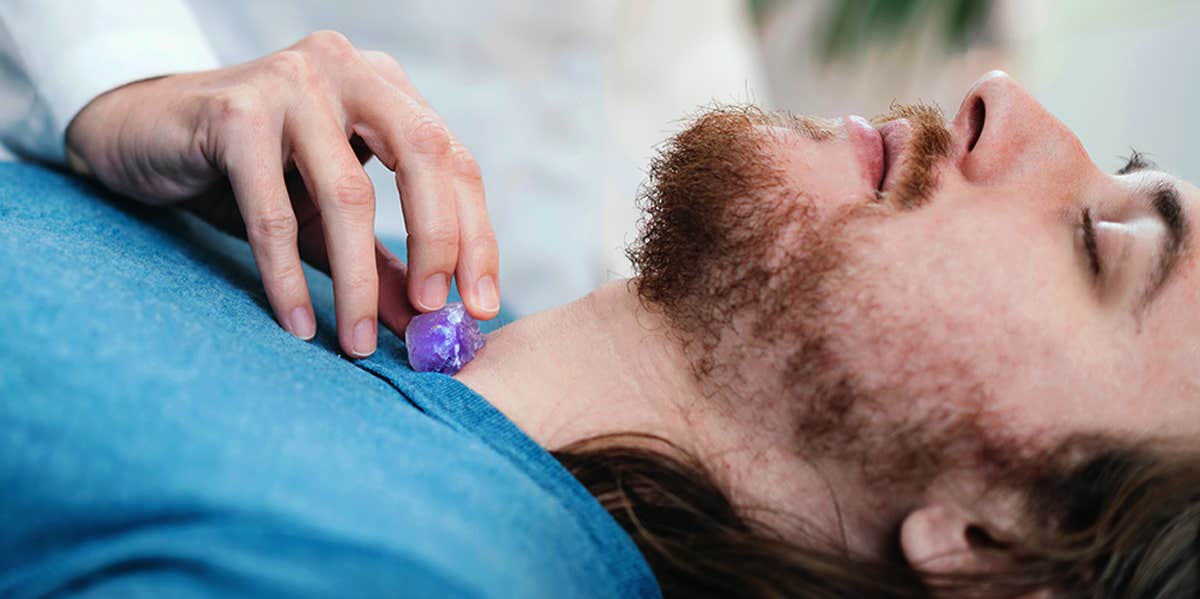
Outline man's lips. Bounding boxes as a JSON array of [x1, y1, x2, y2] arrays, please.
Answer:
[[845, 115, 912, 194], [845, 115, 884, 190], [876, 118, 912, 193]]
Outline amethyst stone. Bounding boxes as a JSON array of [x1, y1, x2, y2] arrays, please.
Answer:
[[404, 302, 486, 374]]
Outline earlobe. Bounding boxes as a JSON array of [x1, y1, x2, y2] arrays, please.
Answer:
[[900, 504, 1057, 597], [899, 504, 999, 576]]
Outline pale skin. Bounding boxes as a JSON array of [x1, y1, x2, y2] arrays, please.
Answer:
[[66, 31, 501, 359], [457, 71, 1200, 585], [69, 42, 1199, 587]]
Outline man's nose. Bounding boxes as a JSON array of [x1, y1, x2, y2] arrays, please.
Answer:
[[955, 71, 1094, 185]]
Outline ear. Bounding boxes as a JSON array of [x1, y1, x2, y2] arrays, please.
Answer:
[[899, 504, 1010, 577]]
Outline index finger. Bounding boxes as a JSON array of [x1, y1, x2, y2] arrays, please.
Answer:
[[351, 54, 501, 319]]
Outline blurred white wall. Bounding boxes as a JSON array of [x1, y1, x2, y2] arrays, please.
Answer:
[[601, 1, 768, 280], [1016, 0, 1200, 179], [758, 0, 1200, 182], [186, 0, 765, 315], [6, 1, 1197, 314], [759, 1, 1015, 125]]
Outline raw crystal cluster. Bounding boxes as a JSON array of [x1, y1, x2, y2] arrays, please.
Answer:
[[405, 302, 485, 374]]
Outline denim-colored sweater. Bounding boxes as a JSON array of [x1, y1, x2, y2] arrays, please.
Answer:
[[0, 162, 660, 598]]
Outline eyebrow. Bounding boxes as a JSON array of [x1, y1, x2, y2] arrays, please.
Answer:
[[1138, 179, 1189, 310], [1115, 154, 1191, 311]]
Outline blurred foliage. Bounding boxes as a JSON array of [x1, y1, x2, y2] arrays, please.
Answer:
[[749, 0, 994, 62]]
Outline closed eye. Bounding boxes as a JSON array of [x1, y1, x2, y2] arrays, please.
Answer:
[[1081, 207, 1101, 278]]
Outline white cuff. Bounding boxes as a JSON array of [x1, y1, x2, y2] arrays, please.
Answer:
[[0, 0, 221, 163], [37, 30, 220, 163]]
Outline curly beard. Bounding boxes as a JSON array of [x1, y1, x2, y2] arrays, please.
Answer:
[[624, 104, 1026, 491]]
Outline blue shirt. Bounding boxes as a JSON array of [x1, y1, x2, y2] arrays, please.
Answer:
[[0, 163, 661, 598]]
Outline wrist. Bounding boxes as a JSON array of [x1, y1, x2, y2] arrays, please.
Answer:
[[64, 75, 168, 178]]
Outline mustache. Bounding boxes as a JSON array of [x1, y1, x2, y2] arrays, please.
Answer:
[[871, 103, 954, 210], [757, 102, 954, 211]]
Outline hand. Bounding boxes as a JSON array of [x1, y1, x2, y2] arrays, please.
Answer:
[[65, 30, 501, 358]]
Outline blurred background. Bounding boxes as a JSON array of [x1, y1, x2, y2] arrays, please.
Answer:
[[323, 0, 1193, 317], [8, 0, 1198, 317]]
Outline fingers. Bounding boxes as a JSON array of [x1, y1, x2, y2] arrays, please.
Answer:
[[352, 90, 458, 313], [359, 51, 429, 106], [375, 241, 417, 333], [225, 138, 317, 340], [448, 145, 500, 318], [291, 188, 417, 336], [171, 35, 493, 357], [289, 108, 380, 358], [351, 54, 501, 319]]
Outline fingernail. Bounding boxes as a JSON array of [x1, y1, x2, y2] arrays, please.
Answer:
[[289, 306, 316, 340], [351, 318, 376, 357], [420, 273, 449, 311], [476, 275, 499, 312]]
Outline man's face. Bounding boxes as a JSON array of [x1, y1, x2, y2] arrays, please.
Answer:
[[631, 71, 1200, 533], [808, 72, 1200, 446]]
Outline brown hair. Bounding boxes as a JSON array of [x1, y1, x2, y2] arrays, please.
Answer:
[[552, 434, 1200, 598], [599, 104, 1199, 597]]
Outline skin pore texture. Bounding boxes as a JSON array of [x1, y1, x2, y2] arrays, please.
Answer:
[[454, 71, 1200, 572]]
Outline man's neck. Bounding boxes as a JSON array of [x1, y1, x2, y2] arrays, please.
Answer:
[[453, 279, 910, 557], [453, 279, 704, 453]]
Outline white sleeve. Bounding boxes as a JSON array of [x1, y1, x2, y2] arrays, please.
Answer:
[[0, 0, 221, 163]]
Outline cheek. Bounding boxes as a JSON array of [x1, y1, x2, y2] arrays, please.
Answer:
[[820, 206, 1094, 435]]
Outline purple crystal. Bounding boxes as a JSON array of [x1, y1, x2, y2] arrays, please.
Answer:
[[404, 302, 486, 374]]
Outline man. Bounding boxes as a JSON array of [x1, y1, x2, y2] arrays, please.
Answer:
[[455, 70, 1200, 596], [1, 29, 1195, 597]]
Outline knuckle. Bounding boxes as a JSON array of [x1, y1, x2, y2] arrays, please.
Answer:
[[304, 29, 356, 58], [266, 261, 307, 293], [206, 86, 264, 127], [364, 50, 413, 84], [330, 173, 375, 212], [361, 50, 399, 70], [461, 228, 497, 252], [250, 209, 299, 242], [450, 148, 483, 184], [338, 270, 378, 296], [412, 224, 459, 256], [405, 113, 452, 157], [262, 50, 310, 81]]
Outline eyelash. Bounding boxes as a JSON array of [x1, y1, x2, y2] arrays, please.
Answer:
[[1081, 207, 1101, 278], [1117, 150, 1148, 175], [1080, 151, 1148, 281]]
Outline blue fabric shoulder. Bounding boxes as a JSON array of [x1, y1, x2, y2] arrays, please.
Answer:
[[0, 163, 661, 599]]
